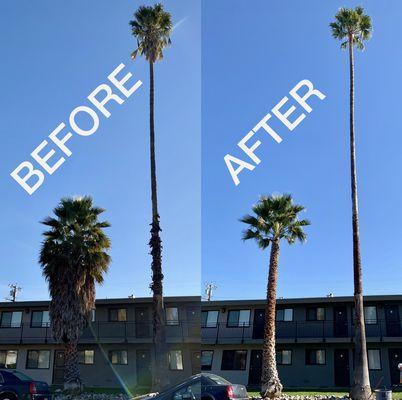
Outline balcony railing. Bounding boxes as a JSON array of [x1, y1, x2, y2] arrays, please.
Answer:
[[0, 321, 200, 344], [202, 320, 402, 344]]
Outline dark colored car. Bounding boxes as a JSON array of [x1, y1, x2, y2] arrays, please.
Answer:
[[201, 374, 248, 400], [0, 369, 52, 400], [144, 373, 248, 400]]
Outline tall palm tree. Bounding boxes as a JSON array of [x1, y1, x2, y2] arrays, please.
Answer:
[[129, 3, 172, 391], [330, 7, 373, 399], [241, 194, 310, 399], [39, 197, 111, 393]]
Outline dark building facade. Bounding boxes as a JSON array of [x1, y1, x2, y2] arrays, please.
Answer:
[[0, 296, 200, 389], [201, 295, 402, 389]]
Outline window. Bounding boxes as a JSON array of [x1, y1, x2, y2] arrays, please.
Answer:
[[0, 350, 18, 369], [364, 306, 377, 325], [31, 311, 50, 327], [227, 310, 250, 327], [26, 350, 50, 369], [368, 349, 381, 370], [109, 308, 127, 322], [221, 350, 247, 370], [202, 311, 219, 328], [201, 350, 214, 371], [306, 349, 325, 365], [307, 307, 325, 321], [169, 350, 184, 370], [166, 307, 179, 326], [0, 311, 22, 328], [173, 382, 201, 400], [276, 308, 293, 322], [109, 350, 128, 365], [79, 350, 94, 365], [91, 309, 96, 322], [277, 350, 292, 365]]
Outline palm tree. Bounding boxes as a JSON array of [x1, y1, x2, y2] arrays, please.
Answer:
[[39, 197, 111, 393], [129, 3, 173, 391], [330, 7, 373, 399], [241, 194, 310, 399]]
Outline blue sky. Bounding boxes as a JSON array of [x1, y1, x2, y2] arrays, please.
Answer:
[[202, 1, 402, 300], [0, 0, 200, 300]]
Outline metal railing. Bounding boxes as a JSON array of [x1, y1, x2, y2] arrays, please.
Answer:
[[201, 320, 402, 344], [0, 321, 200, 344]]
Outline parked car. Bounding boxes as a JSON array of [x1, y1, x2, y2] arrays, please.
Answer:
[[201, 374, 249, 400], [0, 369, 52, 400]]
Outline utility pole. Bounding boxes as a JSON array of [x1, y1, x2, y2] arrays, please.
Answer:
[[6, 284, 21, 302], [204, 283, 217, 301]]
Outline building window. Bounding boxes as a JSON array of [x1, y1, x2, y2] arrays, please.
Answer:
[[202, 311, 219, 328], [79, 350, 94, 365], [276, 308, 293, 322], [307, 307, 325, 321], [109, 350, 128, 365], [221, 350, 247, 370], [166, 307, 179, 326], [277, 350, 292, 365], [201, 350, 214, 371], [0, 350, 18, 369], [0, 311, 22, 328], [227, 310, 251, 327], [109, 308, 127, 322], [364, 306, 377, 325], [26, 350, 50, 369], [368, 349, 381, 370], [169, 350, 184, 370], [31, 311, 50, 327], [306, 349, 325, 365], [91, 309, 96, 322]]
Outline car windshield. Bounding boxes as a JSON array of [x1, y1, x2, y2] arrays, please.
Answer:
[[203, 374, 231, 385], [12, 371, 33, 381]]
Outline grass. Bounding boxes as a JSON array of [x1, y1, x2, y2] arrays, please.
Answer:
[[248, 391, 402, 399]]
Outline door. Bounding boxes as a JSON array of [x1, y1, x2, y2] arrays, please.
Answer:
[[334, 349, 350, 387], [333, 306, 348, 337], [136, 349, 152, 387], [187, 306, 200, 338], [135, 308, 150, 338], [388, 349, 402, 385], [248, 350, 262, 386], [252, 309, 265, 339], [384, 305, 401, 337], [52, 350, 65, 385], [191, 351, 201, 375]]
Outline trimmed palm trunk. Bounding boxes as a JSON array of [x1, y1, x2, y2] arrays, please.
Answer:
[[348, 35, 371, 400], [148, 60, 168, 391], [63, 341, 81, 393], [261, 239, 283, 399]]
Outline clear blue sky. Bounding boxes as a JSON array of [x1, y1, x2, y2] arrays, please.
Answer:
[[202, 1, 402, 300], [0, 0, 200, 300]]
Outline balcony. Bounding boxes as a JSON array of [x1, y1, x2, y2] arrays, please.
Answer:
[[0, 321, 200, 345], [201, 320, 402, 344]]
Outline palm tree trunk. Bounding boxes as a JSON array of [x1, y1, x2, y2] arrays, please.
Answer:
[[261, 238, 283, 399], [348, 36, 371, 400], [148, 60, 169, 391], [63, 341, 82, 393]]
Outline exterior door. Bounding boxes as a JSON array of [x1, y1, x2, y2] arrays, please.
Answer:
[[248, 350, 262, 386], [333, 306, 348, 337], [334, 349, 350, 387], [136, 349, 152, 387], [384, 305, 401, 337], [135, 308, 150, 338], [252, 309, 265, 339], [191, 351, 201, 375], [388, 349, 402, 385], [187, 306, 201, 338], [52, 350, 65, 385]]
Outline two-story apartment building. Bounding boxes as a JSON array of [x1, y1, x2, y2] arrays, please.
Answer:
[[0, 296, 200, 389], [201, 295, 402, 389]]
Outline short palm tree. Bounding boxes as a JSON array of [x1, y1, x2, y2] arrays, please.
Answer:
[[40, 197, 111, 392], [129, 3, 172, 391], [330, 7, 373, 399], [241, 194, 310, 399]]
